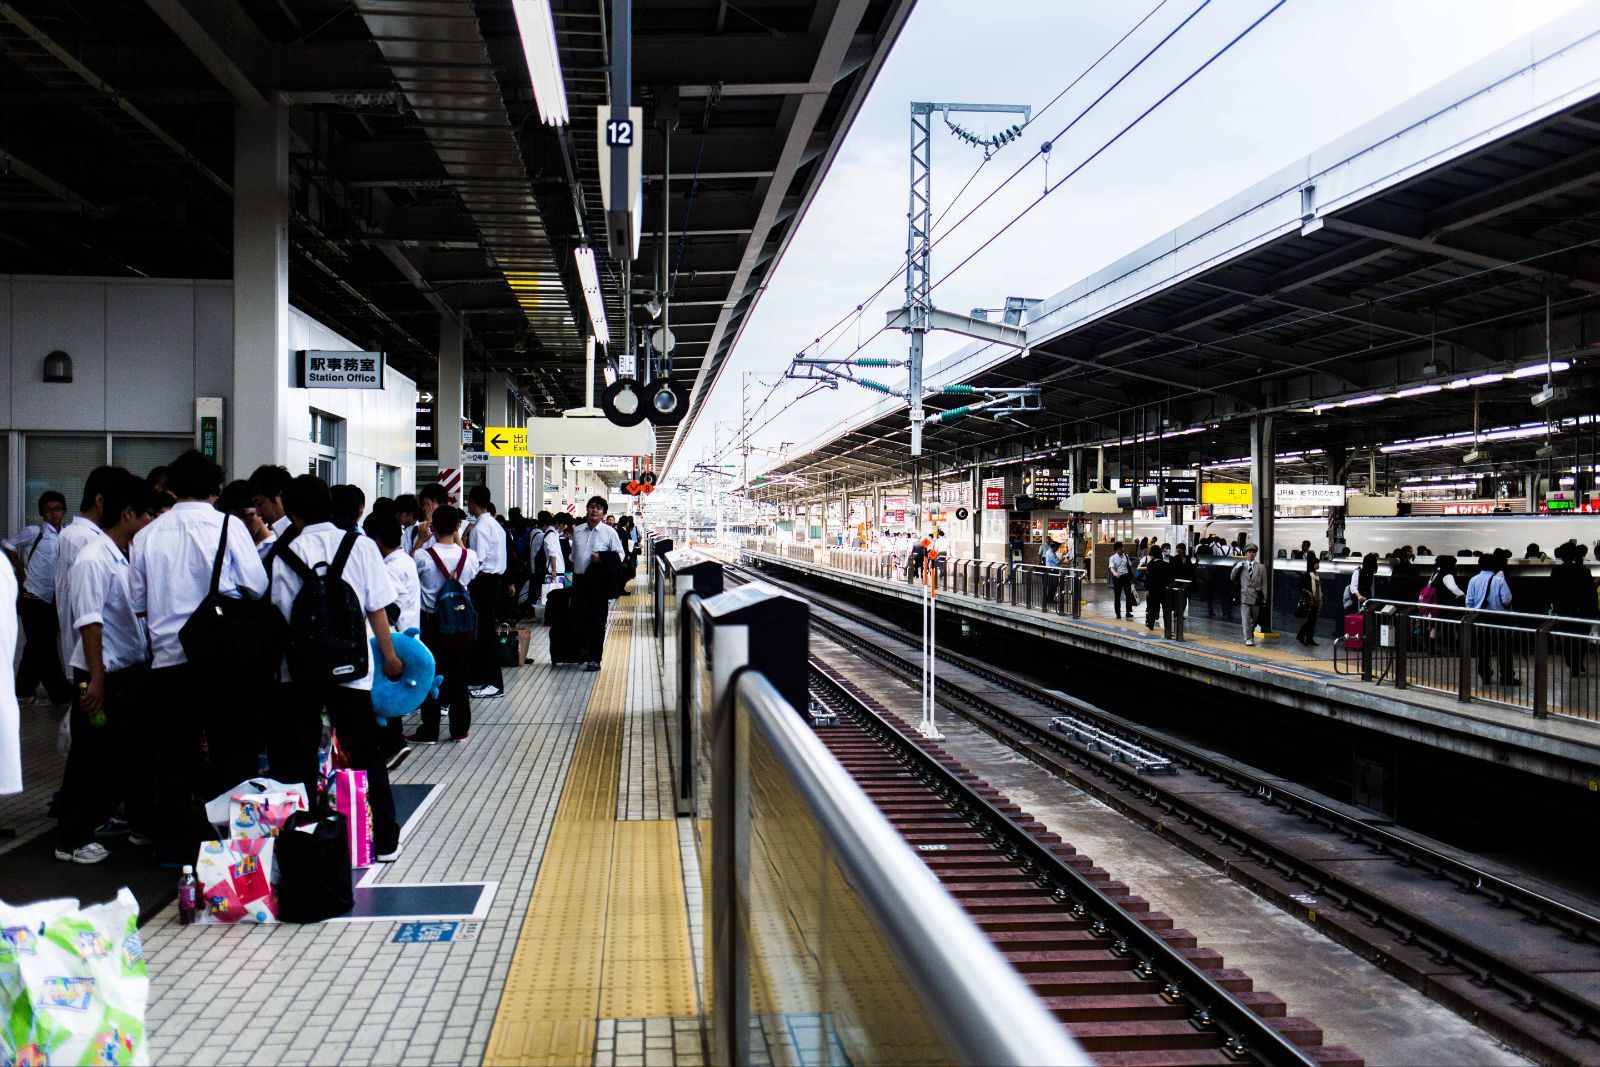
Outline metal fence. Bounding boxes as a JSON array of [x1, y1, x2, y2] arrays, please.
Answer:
[[1352, 599, 1600, 723]]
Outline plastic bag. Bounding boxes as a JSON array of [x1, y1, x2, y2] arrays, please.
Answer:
[[228, 790, 308, 839], [0, 888, 149, 1066], [55, 711, 71, 759], [195, 839, 277, 923], [203, 779, 310, 832]]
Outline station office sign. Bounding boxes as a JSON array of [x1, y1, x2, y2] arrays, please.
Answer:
[[299, 350, 384, 389]]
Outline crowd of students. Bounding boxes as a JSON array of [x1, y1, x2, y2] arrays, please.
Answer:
[[3, 449, 639, 869]]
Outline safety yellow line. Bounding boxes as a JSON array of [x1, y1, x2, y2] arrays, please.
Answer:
[[485, 600, 695, 1065]]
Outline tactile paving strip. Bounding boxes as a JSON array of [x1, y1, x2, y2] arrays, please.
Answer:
[[485, 602, 695, 1065]]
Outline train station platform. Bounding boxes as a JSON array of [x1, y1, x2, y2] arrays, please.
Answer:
[[739, 545, 1600, 789], [4, 589, 704, 1067]]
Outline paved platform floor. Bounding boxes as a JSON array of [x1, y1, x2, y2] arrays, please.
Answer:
[[102, 588, 706, 1067]]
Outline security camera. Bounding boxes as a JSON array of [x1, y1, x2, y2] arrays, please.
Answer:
[[645, 296, 662, 321]]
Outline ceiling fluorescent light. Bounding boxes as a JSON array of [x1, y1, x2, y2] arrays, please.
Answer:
[[574, 247, 610, 344], [1510, 360, 1572, 379], [1337, 394, 1385, 407], [1391, 384, 1442, 399], [512, 0, 569, 126]]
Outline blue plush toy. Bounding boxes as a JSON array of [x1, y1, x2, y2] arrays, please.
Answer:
[[370, 628, 442, 724]]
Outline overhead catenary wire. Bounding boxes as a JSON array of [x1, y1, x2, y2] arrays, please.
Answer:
[[713, 0, 1208, 469]]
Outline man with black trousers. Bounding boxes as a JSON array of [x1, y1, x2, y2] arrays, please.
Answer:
[[55, 472, 157, 863], [268, 476, 405, 861], [3, 492, 72, 706], [464, 486, 508, 698], [129, 450, 269, 865], [570, 495, 624, 672]]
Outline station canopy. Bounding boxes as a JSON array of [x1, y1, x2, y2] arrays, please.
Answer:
[[0, 0, 912, 469], [754, 12, 1600, 498]]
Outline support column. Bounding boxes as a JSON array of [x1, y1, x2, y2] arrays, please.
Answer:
[[437, 313, 465, 474], [910, 462, 923, 534], [1250, 414, 1276, 634], [485, 380, 509, 506], [970, 466, 981, 559], [231, 101, 290, 477], [840, 486, 850, 545], [1525, 472, 1537, 513]]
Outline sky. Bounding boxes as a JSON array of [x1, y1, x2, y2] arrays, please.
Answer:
[[663, 0, 1589, 486]]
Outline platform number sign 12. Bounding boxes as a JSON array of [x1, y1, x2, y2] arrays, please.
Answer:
[[605, 118, 634, 147]]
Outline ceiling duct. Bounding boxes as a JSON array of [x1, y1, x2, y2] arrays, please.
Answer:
[[356, 0, 580, 358]]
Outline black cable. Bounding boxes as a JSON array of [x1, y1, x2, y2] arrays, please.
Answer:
[[927, 0, 1287, 300], [670, 86, 722, 298]]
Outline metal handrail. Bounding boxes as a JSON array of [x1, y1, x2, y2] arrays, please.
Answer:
[[1368, 597, 1600, 630], [732, 670, 1087, 1066]]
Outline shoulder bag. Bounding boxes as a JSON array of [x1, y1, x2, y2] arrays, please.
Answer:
[[178, 517, 286, 678]]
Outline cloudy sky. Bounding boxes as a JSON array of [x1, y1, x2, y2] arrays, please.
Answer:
[[663, 0, 1587, 484]]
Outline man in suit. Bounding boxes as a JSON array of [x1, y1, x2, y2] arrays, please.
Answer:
[[1231, 544, 1267, 646]]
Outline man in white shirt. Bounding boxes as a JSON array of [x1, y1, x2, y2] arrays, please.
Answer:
[[269, 475, 404, 861], [571, 495, 625, 671], [130, 450, 269, 864], [465, 486, 509, 697], [249, 464, 294, 544], [3, 491, 72, 705], [55, 472, 155, 864], [395, 493, 421, 557], [529, 511, 552, 604], [411, 505, 481, 744], [1107, 541, 1133, 618], [53, 466, 122, 679]]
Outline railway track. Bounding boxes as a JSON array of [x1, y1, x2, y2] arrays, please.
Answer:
[[807, 661, 1358, 1067], [731, 557, 1600, 1066]]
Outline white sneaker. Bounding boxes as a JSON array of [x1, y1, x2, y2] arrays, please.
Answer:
[[55, 842, 110, 864], [470, 685, 502, 698], [1244, 638, 1256, 646], [376, 846, 403, 863]]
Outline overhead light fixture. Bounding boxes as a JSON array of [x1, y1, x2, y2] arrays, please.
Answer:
[[574, 247, 610, 344], [1391, 384, 1442, 399], [511, 0, 569, 126]]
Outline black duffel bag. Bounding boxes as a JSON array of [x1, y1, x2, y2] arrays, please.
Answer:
[[275, 812, 355, 923], [178, 516, 285, 678]]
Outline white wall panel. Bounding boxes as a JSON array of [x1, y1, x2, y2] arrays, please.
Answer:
[[106, 281, 193, 434], [193, 282, 233, 403], [10, 279, 106, 431]]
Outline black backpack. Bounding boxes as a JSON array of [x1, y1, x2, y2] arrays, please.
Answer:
[[277, 531, 369, 684], [178, 517, 286, 679]]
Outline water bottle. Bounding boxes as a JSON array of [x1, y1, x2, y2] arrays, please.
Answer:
[[177, 866, 198, 925]]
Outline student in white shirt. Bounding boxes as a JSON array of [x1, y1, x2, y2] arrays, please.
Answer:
[[464, 486, 509, 697], [411, 506, 481, 744], [570, 495, 625, 671], [410, 483, 449, 556], [130, 449, 269, 864], [395, 493, 421, 556], [248, 464, 294, 544], [53, 466, 122, 678], [364, 511, 422, 769], [55, 472, 156, 864], [3, 491, 72, 705], [269, 476, 404, 860]]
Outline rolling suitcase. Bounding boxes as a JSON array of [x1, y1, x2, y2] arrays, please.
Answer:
[[546, 587, 583, 665]]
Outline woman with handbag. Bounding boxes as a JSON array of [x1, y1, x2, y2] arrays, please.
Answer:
[[1295, 555, 1322, 647]]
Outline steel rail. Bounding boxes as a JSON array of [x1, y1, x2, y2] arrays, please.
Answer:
[[730, 558, 1600, 1060], [806, 660, 1322, 1067]]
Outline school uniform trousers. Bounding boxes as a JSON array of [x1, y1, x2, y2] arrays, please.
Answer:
[[467, 571, 504, 689], [16, 594, 73, 703], [277, 681, 399, 855], [572, 569, 611, 662], [57, 666, 151, 850], [416, 611, 472, 741], [151, 663, 218, 864]]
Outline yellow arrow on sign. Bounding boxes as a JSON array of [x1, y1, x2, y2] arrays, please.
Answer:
[[485, 426, 531, 457]]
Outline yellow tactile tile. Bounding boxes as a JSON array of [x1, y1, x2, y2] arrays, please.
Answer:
[[485, 599, 696, 1066]]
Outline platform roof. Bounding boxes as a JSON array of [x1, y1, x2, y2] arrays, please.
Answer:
[[754, 5, 1600, 498], [0, 0, 912, 466]]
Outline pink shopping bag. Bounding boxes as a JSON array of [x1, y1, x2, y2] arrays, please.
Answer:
[[332, 768, 374, 868]]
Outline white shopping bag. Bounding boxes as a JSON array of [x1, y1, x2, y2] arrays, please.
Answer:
[[0, 888, 150, 1066], [204, 779, 310, 832]]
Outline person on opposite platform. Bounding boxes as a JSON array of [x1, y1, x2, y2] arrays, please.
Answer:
[[1231, 544, 1267, 646]]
